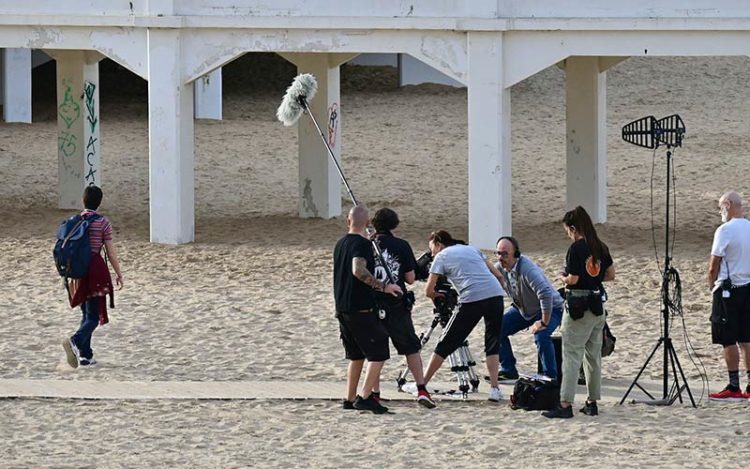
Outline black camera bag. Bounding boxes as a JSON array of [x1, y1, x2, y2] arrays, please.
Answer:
[[510, 376, 560, 411]]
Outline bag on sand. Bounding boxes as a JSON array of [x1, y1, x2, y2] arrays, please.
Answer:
[[510, 375, 560, 411]]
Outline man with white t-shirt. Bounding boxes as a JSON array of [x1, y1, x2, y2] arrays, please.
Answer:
[[707, 191, 750, 401]]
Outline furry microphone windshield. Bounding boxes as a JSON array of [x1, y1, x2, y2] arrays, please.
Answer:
[[276, 73, 318, 126]]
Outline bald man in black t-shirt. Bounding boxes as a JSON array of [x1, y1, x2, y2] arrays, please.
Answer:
[[333, 205, 402, 414]]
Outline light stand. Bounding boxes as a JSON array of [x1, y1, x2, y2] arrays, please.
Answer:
[[619, 114, 696, 407]]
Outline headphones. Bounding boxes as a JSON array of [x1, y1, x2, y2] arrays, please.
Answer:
[[497, 236, 521, 258]]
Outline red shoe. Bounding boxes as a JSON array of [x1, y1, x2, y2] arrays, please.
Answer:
[[417, 389, 437, 409], [709, 385, 745, 402]]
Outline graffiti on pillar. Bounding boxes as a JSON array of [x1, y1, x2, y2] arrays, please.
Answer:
[[302, 178, 319, 217], [327, 103, 338, 148], [58, 132, 78, 158], [85, 136, 98, 185], [84, 81, 98, 134], [57, 78, 81, 178], [83, 81, 99, 185], [58, 78, 80, 129]]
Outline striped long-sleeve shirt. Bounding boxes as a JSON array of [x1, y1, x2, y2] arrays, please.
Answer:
[[81, 209, 112, 254]]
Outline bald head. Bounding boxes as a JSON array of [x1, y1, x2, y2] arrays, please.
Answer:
[[720, 191, 742, 207], [348, 205, 369, 230], [719, 191, 743, 219]]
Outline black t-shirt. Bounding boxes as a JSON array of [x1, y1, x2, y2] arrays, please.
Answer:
[[372, 231, 417, 302], [333, 233, 376, 312], [565, 238, 613, 290]]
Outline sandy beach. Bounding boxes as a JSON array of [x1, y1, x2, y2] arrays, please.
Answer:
[[1, 54, 749, 467]]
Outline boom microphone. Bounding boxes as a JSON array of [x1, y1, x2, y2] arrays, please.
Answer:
[[276, 73, 318, 126], [276, 73, 399, 294]]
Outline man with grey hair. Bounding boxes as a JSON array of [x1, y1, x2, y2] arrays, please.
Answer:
[[495, 236, 564, 381], [708, 191, 750, 401], [333, 205, 402, 413]]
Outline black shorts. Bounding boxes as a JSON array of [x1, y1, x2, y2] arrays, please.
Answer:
[[711, 285, 750, 346], [434, 295, 504, 358], [337, 310, 390, 362], [381, 299, 421, 356]]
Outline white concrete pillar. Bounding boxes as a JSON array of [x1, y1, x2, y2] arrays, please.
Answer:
[[2, 48, 32, 123], [565, 56, 607, 223], [467, 32, 511, 249], [54, 51, 101, 208], [147, 29, 195, 244], [281, 53, 354, 219], [194, 67, 222, 120]]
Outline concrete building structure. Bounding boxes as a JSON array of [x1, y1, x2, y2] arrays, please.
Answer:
[[1, 1, 749, 247]]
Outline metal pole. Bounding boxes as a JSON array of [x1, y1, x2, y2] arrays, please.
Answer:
[[662, 148, 672, 400]]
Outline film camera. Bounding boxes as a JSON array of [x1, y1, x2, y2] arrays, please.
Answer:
[[415, 250, 459, 325]]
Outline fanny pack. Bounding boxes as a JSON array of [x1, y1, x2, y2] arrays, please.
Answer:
[[565, 289, 604, 320]]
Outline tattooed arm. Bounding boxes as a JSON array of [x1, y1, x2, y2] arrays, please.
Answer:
[[353, 257, 383, 290], [352, 257, 403, 297]]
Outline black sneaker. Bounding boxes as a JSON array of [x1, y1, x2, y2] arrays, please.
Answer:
[[542, 405, 574, 419], [580, 401, 598, 416], [342, 399, 355, 410], [353, 394, 388, 414], [497, 371, 520, 383], [79, 357, 97, 367]]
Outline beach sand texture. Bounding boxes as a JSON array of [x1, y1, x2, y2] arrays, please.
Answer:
[[0, 54, 749, 467]]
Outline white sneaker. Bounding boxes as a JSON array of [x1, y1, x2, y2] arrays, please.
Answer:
[[488, 386, 503, 402], [401, 382, 418, 394], [62, 337, 80, 369]]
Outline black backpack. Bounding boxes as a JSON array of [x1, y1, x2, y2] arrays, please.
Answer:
[[53, 213, 101, 281], [510, 376, 560, 411]]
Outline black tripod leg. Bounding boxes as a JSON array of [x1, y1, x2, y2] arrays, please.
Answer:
[[668, 342, 697, 407], [620, 338, 664, 405], [666, 342, 683, 404]]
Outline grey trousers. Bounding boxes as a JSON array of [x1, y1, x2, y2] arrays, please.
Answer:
[[560, 309, 606, 403]]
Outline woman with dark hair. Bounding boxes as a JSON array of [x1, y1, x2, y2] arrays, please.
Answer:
[[422, 230, 506, 402], [544, 206, 615, 419]]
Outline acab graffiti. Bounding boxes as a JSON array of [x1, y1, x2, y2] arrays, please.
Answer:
[[83, 80, 98, 186]]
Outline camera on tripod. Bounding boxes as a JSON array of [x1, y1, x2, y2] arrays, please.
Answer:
[[415, 250, 459, 325]]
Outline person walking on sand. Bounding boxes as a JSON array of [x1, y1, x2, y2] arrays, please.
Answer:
[[62, 185, 124, 368]]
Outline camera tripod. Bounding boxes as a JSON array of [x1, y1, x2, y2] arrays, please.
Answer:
[[396, 306, 481, 397], [620, 114, 695, 406]]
